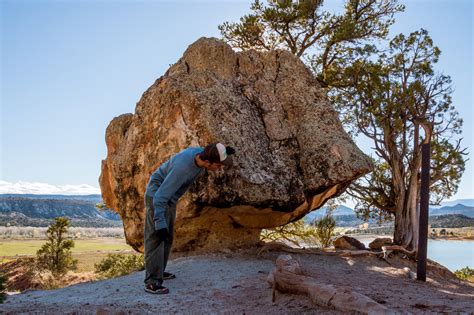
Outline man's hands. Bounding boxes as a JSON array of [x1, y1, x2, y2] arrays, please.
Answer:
[[155, 227, 171, 243]]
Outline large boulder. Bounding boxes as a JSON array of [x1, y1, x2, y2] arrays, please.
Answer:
[[99, 37, 372, 252], [333, 236, 366, 250]]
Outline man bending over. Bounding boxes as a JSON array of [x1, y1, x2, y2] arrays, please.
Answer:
[[143, 142, 235, 294]]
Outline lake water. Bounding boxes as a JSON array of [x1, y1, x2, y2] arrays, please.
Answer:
[[360, 238, 474, 271], [428, 240, 474, 271]]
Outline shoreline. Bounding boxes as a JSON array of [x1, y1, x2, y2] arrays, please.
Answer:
[[345, 232, 474, 242], [429, 236, 474, 241]]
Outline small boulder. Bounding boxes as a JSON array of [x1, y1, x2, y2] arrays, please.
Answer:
[[368, 237, 393, 250], [333, 236, 366, 250]]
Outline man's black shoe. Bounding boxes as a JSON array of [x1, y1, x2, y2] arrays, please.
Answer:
[[144, 283, 169, 294], [163, 271, 176, 280]]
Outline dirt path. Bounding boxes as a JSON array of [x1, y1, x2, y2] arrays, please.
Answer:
[[2, 249, 473, 314]]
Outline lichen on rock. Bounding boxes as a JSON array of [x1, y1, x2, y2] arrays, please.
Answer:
[[99, 37, 373, 252]]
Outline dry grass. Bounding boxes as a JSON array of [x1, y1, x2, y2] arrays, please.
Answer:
[[0, 238, 136, 272]]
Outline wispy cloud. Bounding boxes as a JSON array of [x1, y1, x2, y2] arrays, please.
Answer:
[[0, 181, 101, 195]]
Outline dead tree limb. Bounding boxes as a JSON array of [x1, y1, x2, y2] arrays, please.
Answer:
[[258, 241, 383, 257], [381, 245, 417, 259], [267, 255, 391, 314], [259, 241, 415, 262]]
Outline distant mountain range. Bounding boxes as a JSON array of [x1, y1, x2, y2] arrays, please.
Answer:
[[0, 194, 121, 227], [1, 194, 472, 228], [434, 199, 474, 208], [304, 199, 474, 226], [429, 204, 474, 217], [0, 194, 102, 201], [429, 214, 474, 228]]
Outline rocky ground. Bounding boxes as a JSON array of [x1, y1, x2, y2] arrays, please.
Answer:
[[2, 248, 474, 314]]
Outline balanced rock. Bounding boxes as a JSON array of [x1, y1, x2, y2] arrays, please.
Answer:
[[99, 37, 372, 252], [368, 237, 393, 250], [333, 236, 366, 250]]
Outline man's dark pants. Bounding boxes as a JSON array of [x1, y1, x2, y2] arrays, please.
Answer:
[[144, 196, 176, 286]]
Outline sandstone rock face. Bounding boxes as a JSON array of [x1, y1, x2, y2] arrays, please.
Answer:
[[99, 37, 372, 252], [333, 236, 366, 250], [368, 237, 393, 250]]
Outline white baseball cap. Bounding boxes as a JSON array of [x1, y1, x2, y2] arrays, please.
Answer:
[[216, 142, 233, 166]]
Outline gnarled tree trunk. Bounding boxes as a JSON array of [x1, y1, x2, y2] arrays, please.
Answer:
[[393, 124, 423, 251]]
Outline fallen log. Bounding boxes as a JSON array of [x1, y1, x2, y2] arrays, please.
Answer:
[[381, 245, 416, 259], [258, 241, 417, 262], [257, 241, 336, 256], [258, 241, 383, 257], [267, 254, 391, 314]]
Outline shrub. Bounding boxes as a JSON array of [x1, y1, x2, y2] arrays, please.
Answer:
[[36, 217, 77, 278], [454, 266, 474, 281], [314, 214, 336, 248], [0, 272, 6, 303], [0, 257, 39, 292], [260, 220, 319, 247], [95, 254, 144, 279]]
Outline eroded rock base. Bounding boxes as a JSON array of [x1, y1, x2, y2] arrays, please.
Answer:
[[174, 207, 261, 252]]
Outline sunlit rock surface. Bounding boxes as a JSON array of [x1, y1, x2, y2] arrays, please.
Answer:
[[99, 37, 372, 252]]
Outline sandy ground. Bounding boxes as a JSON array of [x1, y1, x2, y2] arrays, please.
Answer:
[[2, 248, 474, 314]]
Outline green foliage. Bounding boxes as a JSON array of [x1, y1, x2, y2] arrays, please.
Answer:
[[261, 210, 336, 248], [313, 213, 336, 248], [0, 271, 6, 304], [261, 219, 319, 247], [95, 202, 106, 209], [221, 1, 468, 248], [219, 0, 404, 86], [94, 253, 144, 279], [337, 30, 467, 219], [454, 267, 474, 281], [36, 217, 77, 278]]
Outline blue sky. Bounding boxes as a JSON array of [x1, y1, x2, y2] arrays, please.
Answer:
[[1, 0, 472, 200]]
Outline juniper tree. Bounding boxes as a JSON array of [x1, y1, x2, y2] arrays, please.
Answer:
[[36, 217, 77, 278], [332, 30, 467, 249], [219, 0, 404, 87], [220, 1, 467, 251]]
